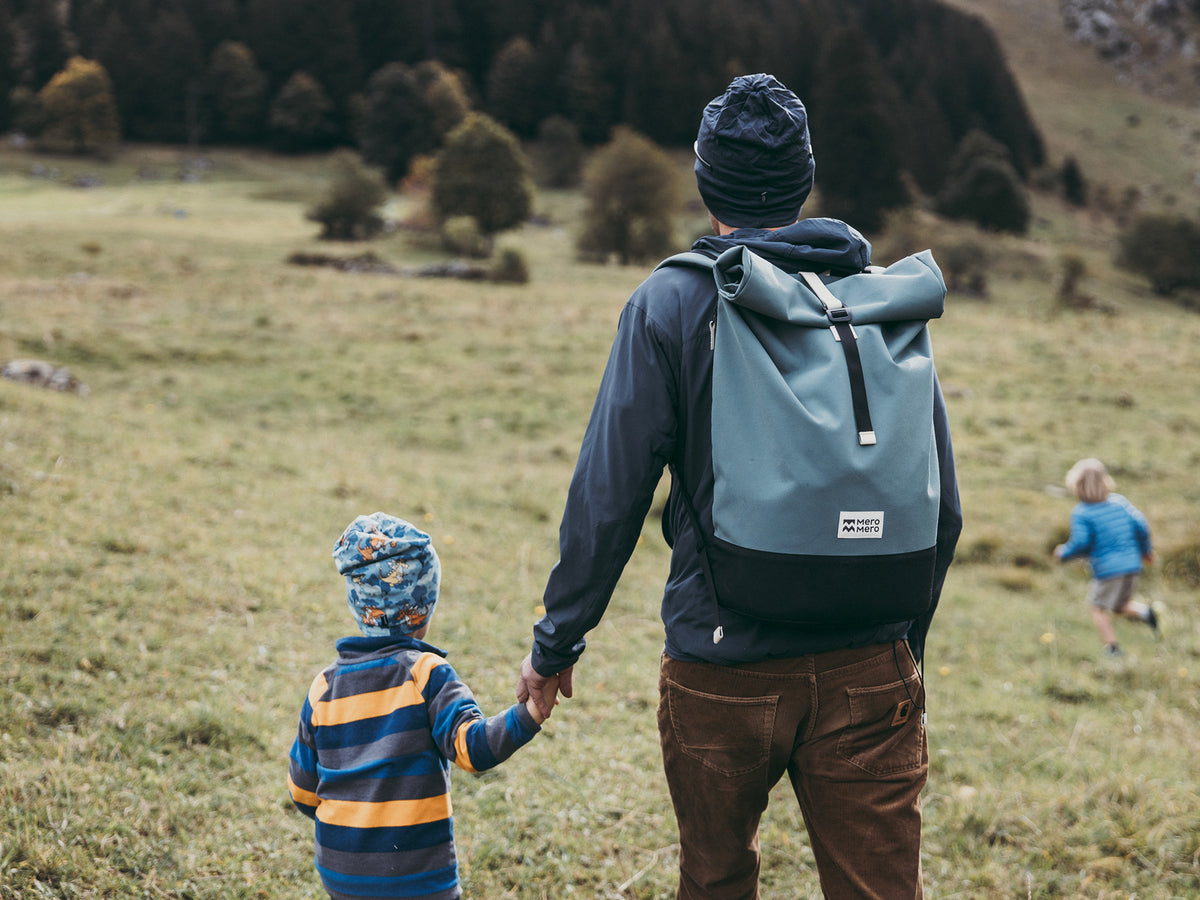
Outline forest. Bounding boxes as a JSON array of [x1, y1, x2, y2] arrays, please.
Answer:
[[0, 0, 1045, 204]]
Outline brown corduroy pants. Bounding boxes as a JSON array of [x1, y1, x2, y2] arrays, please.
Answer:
[[658, 642, 927, 900]]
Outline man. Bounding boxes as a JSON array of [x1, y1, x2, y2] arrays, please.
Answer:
[[517, 73, 962, 899]]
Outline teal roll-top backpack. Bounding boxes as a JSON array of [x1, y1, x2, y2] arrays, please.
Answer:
[[660, 245, 946, 635]]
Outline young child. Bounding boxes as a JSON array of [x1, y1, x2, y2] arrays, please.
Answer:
[[1053, 458, 1159, 657], [288, 512, 546, 900]]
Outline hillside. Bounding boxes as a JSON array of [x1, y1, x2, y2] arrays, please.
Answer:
[[3, 5, 1200, 898], [943, 0, 1200, 210]]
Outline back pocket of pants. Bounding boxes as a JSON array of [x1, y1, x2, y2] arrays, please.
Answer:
[[837, 678, 926, 777], [665, 680, 777, 777]]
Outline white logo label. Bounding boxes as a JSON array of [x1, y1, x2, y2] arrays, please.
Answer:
[[838, 511, 884, 539]]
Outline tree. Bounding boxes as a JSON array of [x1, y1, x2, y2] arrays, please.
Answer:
[[577, 126, 678, 265], [80, 0, 204, 143], [414, 60, 471, 143], [268, 71, 337, 152], [431, 112, 533, 235], [306, 151, 388, 240], [486, 35, 542, 137], [18, 0, 72, 89], [37, 56, 120, 155], [204, 41, 268, 143], [533, 115, 584, 188], [358, 62, 437, 184], [810, 27, 908, 233], [935, 129, 1030, 234], [0, 0, 14, 131], [562, 44, 615, 144], [1061, 156, 1087, 207], [246, 0, 361, 134]]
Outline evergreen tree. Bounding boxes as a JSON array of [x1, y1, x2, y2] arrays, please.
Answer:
[[577, 126, 678, 264], [246, 0, 361, 131], [0, 0, 16, 131], [620, 12, 700, 145], [431, 112, 533, 235], [486, 35, 542, 137], [935, 129, 1030, 234], [176, 0, 241, 55], [810, 27, 908, 233], [37, 56, 120, 154], [83, 0, 205, 142], [358, 62, 438, 184], [351, 0, 429, 75], [268, 71, 337, 152], [562, 44, 614, 143], [18, 0, 72, 89], [1061, 156, 1087, 207], [533, 115, 584, 188], [414, 60, 471, 143], [204, 41, 268, 143]]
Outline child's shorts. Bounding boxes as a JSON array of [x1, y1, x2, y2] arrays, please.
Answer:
[[1088, 573, 1138, 611]]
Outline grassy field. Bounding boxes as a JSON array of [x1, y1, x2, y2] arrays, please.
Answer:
[[1, 109, 1199, 900]]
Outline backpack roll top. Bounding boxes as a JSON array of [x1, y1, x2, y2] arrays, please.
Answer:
[[706, 246, 946, 628]]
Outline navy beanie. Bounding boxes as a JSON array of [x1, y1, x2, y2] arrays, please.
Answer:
[[694, 73, 815, 228]]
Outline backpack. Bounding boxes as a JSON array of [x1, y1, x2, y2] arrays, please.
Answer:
[[658, 245, 946, 639]]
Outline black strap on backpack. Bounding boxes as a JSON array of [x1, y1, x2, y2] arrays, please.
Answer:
[[798, 270, 876, 447]]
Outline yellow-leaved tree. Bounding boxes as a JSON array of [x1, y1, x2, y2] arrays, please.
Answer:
[[37, 56, 121, 156]]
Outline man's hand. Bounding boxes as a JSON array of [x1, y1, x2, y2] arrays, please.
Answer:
[[517, 654, 574, 720]]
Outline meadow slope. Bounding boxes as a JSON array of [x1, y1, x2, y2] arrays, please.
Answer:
[[2, 50, 1200, 900]]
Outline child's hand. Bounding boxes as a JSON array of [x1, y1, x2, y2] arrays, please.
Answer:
[[525, 697, 548, 725]]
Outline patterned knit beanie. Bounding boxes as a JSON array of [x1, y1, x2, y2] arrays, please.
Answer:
[[333, 513, 440, 637]]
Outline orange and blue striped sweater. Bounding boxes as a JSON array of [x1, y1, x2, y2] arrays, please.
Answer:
[[288, 635, 541, 900]]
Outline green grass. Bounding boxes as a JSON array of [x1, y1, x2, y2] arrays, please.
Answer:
[[2, 134, 1199, 900]]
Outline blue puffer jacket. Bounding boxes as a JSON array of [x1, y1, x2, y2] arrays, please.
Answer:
[[1058, 494, 1152, 580], [531, 219, 962, 673]]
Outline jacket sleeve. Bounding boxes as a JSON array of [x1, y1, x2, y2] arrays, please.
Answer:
[[425, 658, 540, 772], [908, 371, 963, 664], [531, 296, 679, 676], [286, 679, 323, 819], [1125, 499, 1153, 556], [1057, 507, 1094, 561]]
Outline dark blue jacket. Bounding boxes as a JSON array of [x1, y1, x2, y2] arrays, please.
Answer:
[[531, 219, 962, 674]]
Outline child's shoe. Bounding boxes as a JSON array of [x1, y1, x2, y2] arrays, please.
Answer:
[[1103, 642, 1123, 658], [1147, 600, 1165, 639]]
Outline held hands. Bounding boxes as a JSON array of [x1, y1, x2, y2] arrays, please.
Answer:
[[517, 654, 574, 721]]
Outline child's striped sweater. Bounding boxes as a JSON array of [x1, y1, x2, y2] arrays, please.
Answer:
[[288, 635, 540, 900]]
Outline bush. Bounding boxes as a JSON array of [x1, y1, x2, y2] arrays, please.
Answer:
[[431, 112, 533, 235], [1116, 214, 1200, 296], [440, 216, 490, 258], [306, 152, 388, 241], [935, 130, 1030, 234], [938, 240, 989, 298], [490, 248, 530, 284], [577, 126, 678, 264], [1160, 539, 1200, 587]]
